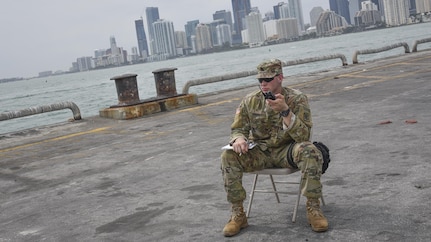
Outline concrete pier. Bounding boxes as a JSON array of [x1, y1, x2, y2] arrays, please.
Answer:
[[1, 51, 431, 241]]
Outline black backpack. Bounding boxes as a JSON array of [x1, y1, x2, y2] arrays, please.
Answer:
[[313, 141, 331, 174]]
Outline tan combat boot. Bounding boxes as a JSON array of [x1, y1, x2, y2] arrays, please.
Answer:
[[306, 198, 328, 232], [222, 203, 248, 237]]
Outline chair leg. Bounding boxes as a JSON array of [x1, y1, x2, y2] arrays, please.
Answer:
[[246, 174, 259, 217], [269, 175, 281, 203], [321, 194, 325, 206], [292, 176, 302, 223]]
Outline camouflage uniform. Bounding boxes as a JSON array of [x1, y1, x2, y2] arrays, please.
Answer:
[[221, 86, 324, 204]]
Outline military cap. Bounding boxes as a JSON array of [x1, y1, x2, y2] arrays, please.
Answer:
[[256, 59, 283, 78]]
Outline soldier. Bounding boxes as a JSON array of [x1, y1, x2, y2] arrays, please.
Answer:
[[221, 59, 328, 237]]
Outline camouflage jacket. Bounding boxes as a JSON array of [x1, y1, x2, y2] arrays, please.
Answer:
[[230, 87, 312, 152]]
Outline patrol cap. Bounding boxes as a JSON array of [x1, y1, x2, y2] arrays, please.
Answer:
[[256, 59, 283, 79]]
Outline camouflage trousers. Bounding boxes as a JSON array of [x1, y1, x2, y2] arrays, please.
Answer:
[[221, 141, 323, 204]]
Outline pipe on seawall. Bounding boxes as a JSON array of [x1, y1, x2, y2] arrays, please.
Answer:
[[412, 37, 431, 52], [0, 101, 82, 121], [352, 42, 410, 64], [182, 54, 347, 94]]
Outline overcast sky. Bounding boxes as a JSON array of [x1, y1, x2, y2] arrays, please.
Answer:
[[0, 0, 329, 79]]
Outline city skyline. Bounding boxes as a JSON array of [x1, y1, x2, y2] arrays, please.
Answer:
[[0, 0, 330, 79]]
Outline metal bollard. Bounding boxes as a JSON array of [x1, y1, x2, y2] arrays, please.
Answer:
[[152, 68, 178, 98], [110, 74, 140, 106]]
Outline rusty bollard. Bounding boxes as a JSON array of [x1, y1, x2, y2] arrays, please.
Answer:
[[110, 74, 140, 106], [152, 68, 178, 98]]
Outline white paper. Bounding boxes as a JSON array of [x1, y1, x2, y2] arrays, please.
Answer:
[[221, 142, 256, 150]]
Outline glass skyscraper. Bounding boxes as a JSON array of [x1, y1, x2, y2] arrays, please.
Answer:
[[231, 0, 251, 44], [145, 7, 160, 56], [135, 18, 149, 58], [330, 0, 351, 24]]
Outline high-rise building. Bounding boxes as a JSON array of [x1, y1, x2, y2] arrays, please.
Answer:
[[330, 0, 351, 24], [146, 7, 160, 56], [129, 47, 139, 63], [371, 0, 385, 18], [231, 0, 252, 44], [354, 8, 382, 26], [153, 19, 177, 57], [263, 11, 275, 21], [355, 1, 382, 26], [349, 0, 367, 24], [415, 0, 431, 13], [184, 20, 199, 51], [216, 24, 233, 46], [208, 20, 226, 46], [278, 2, 291, 19], [76, 57, 93, 72], [175, 31, 188, 55], [263, 20, 277, 39], [409, 0, 416, 14], [316, 10, 349, 36], [245, 12, 265, 47], [289, 0, 305, 32], [371, 0, 381, 9], [195, 23, 212, 53], [175, 31, 188, 48], [135, 18, 149, 58], [273, 3, 283, 19], [213, 10, 233, 31], [362, 1, 379, 10], [110, 36, 119, 56], [277, 18, 299, 40], [382, 0, 409, 26], [310, 7, 325, 26]]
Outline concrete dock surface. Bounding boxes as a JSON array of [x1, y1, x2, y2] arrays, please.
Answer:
[[1, 50, 431, 241]]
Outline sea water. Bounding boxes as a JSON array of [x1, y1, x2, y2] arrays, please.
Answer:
[[1, 23, 430, 134]]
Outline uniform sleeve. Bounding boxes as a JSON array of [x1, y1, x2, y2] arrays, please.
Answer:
[[287, 93, 313, 142]]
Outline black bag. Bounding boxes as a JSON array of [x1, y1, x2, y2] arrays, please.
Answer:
[[313, 141, 331, 174]]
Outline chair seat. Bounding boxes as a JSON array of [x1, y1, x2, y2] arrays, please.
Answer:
[[249, 168, 298, 175]]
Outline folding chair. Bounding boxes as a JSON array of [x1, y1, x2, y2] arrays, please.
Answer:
[[246, 168, 325, 222]]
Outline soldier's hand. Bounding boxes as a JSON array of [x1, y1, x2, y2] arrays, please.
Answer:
[[233, 137, 248, 155], [266, 94, 289, 112]]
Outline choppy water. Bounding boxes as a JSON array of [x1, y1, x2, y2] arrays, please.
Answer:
[[1, 23, 430, 134]]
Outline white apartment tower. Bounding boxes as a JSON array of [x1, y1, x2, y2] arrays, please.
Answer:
[[216, 24, 233, 46], [277, 18, 300, 40], [263, 20, 278, 40], [289, 0, 305, 32], [245, 12, 265, 47], [415, 0, 431, 13], [175, 31, 188, 49], [195, 23, 212, 53], [382, 0, 409, 26], [310, 6, 325, 26], [153, 19, 177, 57]]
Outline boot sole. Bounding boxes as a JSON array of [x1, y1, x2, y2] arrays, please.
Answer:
[[223, 222, 249, 237], [310, 224, 328, 232]]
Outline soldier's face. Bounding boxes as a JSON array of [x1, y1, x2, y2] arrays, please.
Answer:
[[259, 74, 282, 93]]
